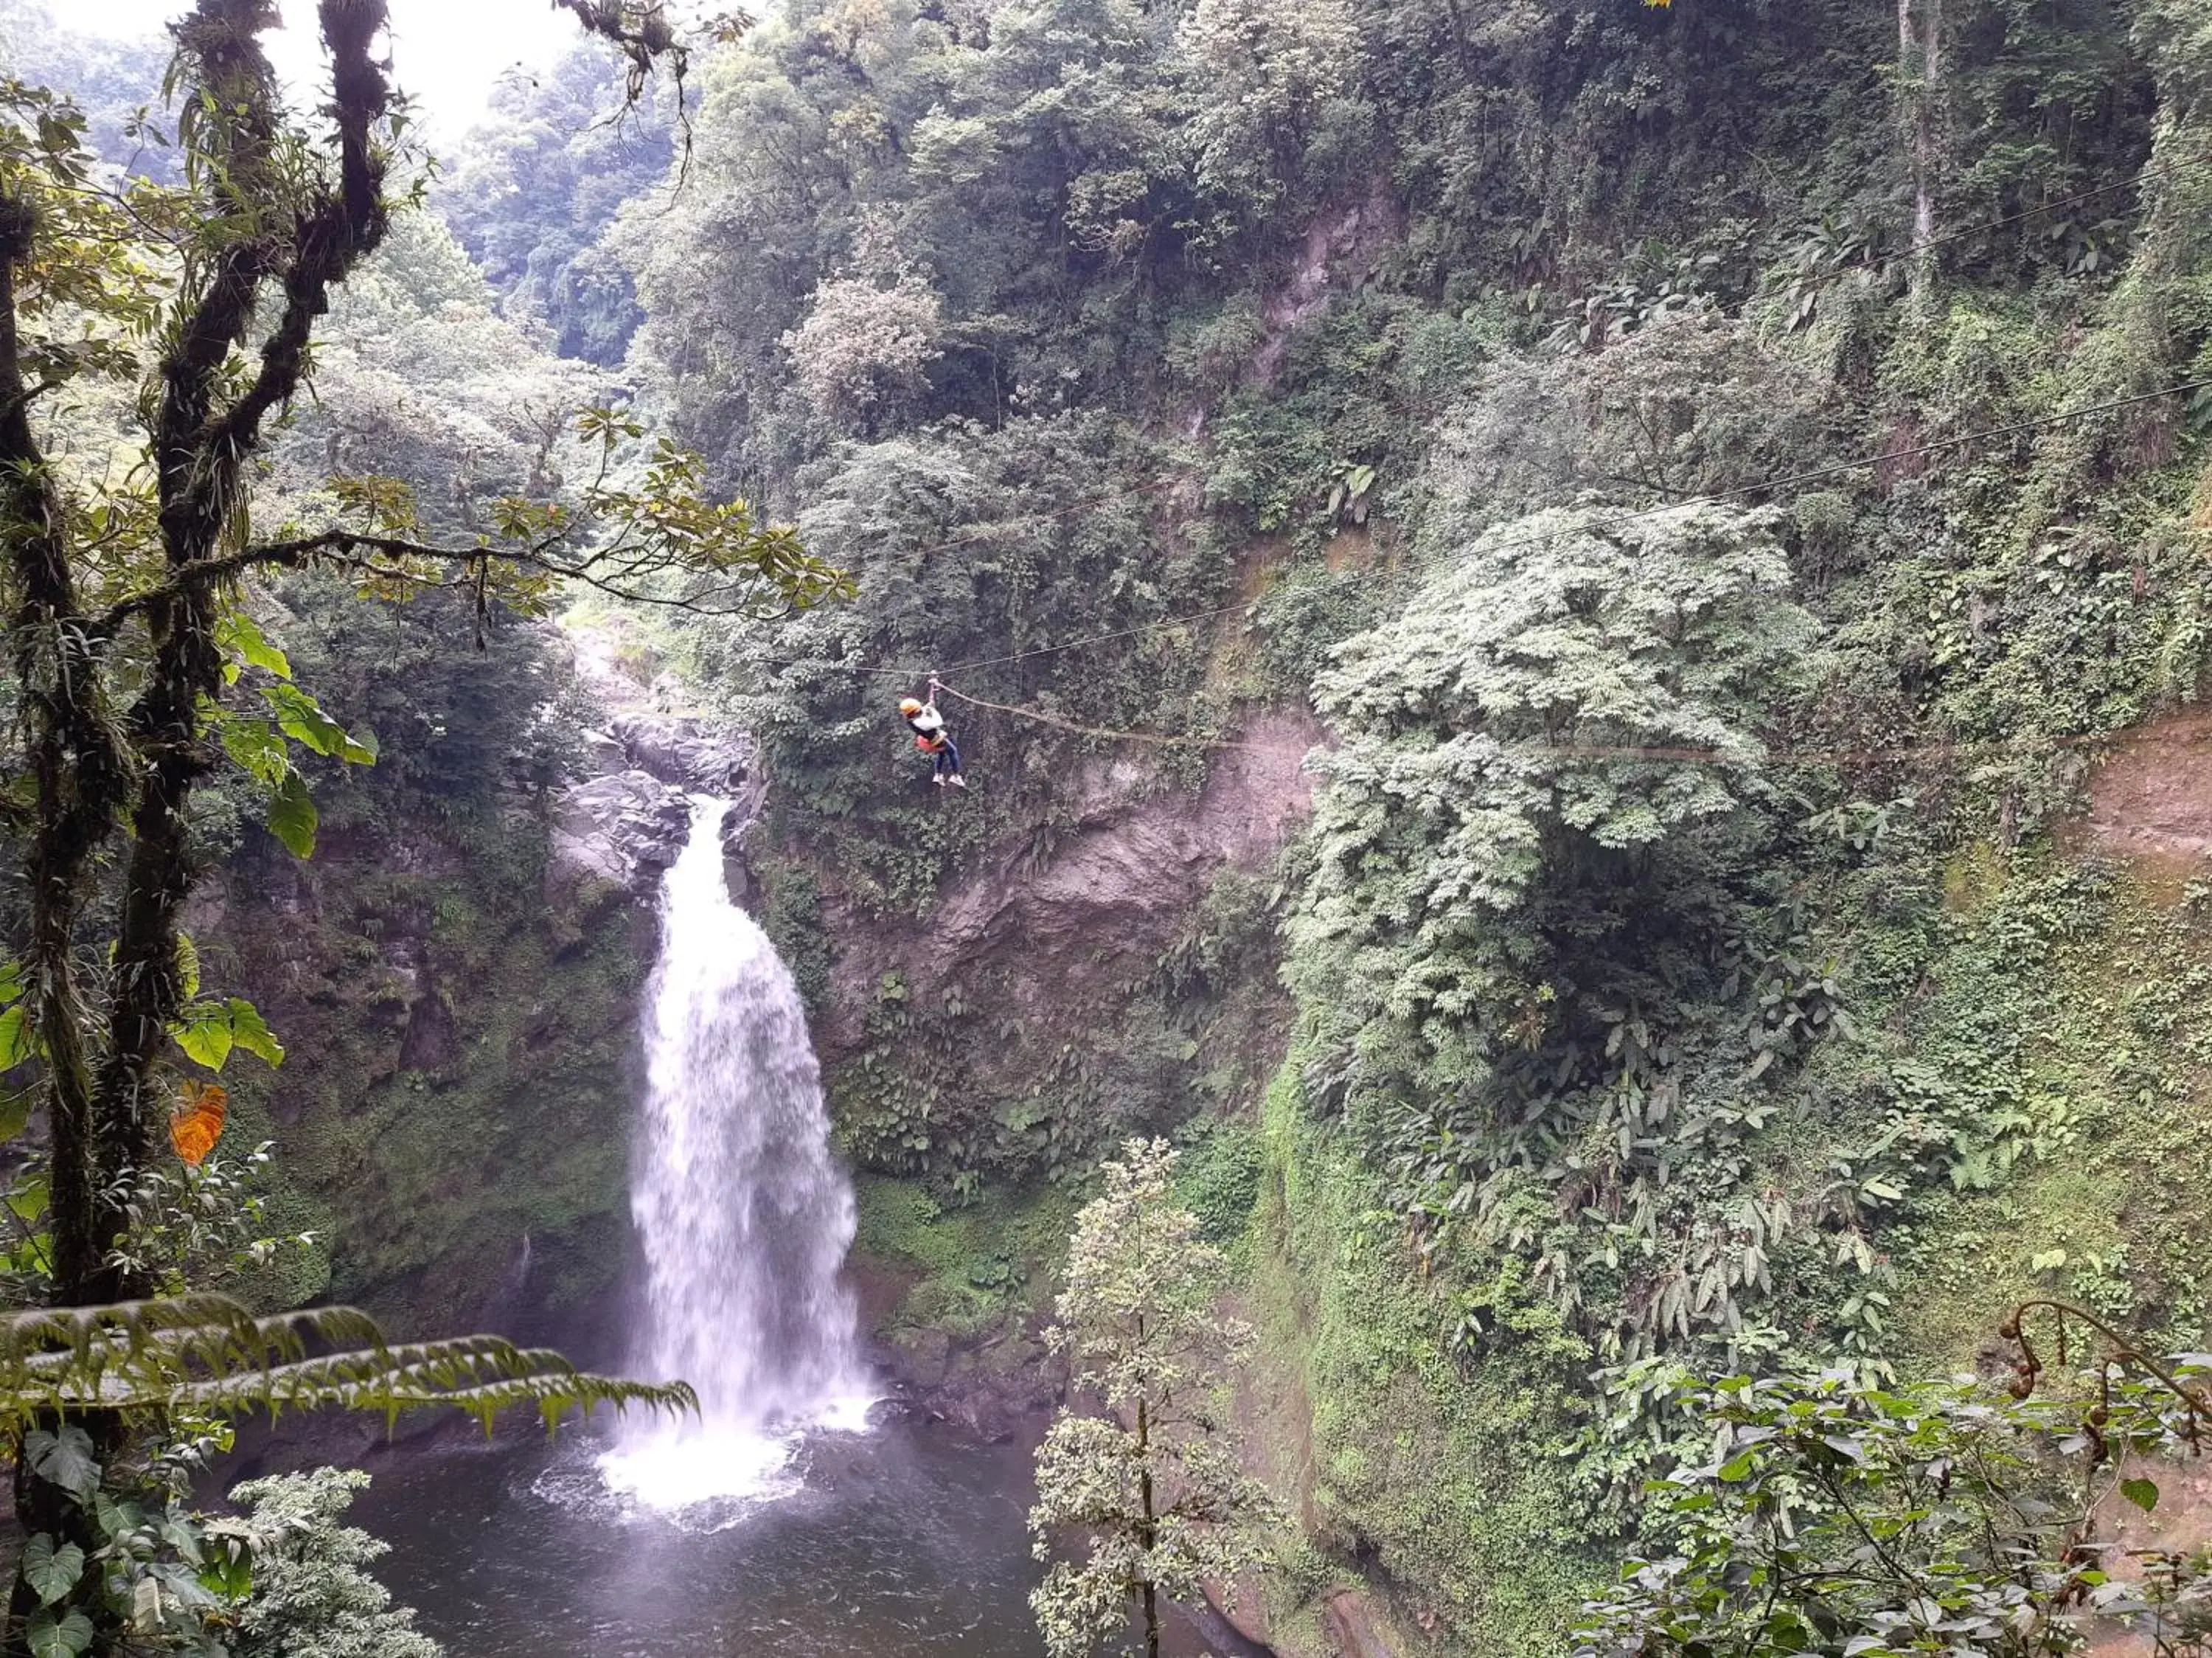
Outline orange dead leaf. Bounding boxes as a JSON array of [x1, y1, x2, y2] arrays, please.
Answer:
[[170, 1081, 227, 1167]]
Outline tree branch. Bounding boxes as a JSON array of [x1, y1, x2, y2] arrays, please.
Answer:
[[96, 0, 403, 1269], [96, 524, 807, 634]]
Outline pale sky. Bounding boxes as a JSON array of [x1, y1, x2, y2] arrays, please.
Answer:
[[72, 0, 578, 131]]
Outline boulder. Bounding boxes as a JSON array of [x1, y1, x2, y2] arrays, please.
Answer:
[[609, 712, 760, 798], [549, 770, 693, 895]]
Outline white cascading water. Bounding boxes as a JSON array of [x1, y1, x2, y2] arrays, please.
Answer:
[[598, 797, 872, 1514]]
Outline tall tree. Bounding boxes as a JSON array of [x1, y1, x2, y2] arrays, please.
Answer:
[[1029, 1139, 1271, 1658]]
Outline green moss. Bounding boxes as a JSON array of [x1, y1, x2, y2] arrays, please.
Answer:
[[756, 856, 832, 1014], [1242, 1058, 1610, 1658], [850, 1173, 1077, 1339], [1886, 862, 2212, 1366], [1172, 1116, 1264, 1262]]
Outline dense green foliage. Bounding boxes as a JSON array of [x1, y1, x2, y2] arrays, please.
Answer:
[[574, 0, 2212, 1650], [437, 50, 675, 364], [1248, 1059, 1609, 1653], [13, 0, 2212, 1651], [1291, 500, 1827, 1362], [1571, 1355, 2212, 1657]]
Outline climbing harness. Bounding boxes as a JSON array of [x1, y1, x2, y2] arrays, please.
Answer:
[[900, 676, 968, 789]]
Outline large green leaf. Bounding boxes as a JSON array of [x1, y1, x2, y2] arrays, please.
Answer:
[[195, 1547, 252, 1601], [0, 1003, 28, 1069], [266, 771, 318, 859], [25, 1426, 100, 1500], [261, 682, 375, 764], [7, 1171, 48, 1225], [225, 999, 284, 1069], [21, 1535, 84, 1606], [171, 1005, 234, 1072], [218, 713, 291, 788], [0, 1295, 698, 1436], [26, 1609, 92, 1658], [215, 612, 292, 683], [171, 1000, 285, 1072]]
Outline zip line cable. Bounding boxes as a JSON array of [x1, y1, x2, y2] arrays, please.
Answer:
[[928, 683, 2202, 769], [770, 373, 2212, 741], [909, 370, 2212, 678], [728, 164, 2212, 749]]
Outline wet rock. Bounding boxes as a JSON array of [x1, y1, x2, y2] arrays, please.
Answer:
[[720, 802, 765, 912], [580, 726, 627, 773], [549, 769, 693, 895], [880, 1325, 1060, 1446], [397, 991, 457, 1071], [609, 712, 760, 799], [819, 710, 1322, 1065], [554, 622, 771, 903], [904, 1369, 1051, 1445], [887, 1327, 953, 1387], [1185, 1596, 1278, 1658]]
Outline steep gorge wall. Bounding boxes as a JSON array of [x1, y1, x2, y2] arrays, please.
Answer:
[[192, 814, 649, 1347], [194, 630, 766, 1354], [785, 704, 1319, 1437]]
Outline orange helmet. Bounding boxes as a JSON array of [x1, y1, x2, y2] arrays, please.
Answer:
[[899, 697, 924, 715]]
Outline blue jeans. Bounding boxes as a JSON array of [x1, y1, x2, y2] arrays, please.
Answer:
[[932, 736, 961, 777]]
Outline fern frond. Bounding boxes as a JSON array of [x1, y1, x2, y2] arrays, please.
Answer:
[[0, 1293, 695, 1433]]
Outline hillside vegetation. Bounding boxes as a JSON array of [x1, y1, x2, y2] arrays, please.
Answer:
[[2, 0, 2209, 1654], [572, 0, 2212, 1649]]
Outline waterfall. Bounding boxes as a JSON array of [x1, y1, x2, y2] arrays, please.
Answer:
[[598, 796, 871, 1513]]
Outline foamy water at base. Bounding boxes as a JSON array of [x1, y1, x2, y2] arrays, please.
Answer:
[[355, 1423, 1232, 1658], [594, 1392, 880, 1520]]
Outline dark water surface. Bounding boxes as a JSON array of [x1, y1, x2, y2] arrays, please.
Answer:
[[351, 1420, 1057, 1658]]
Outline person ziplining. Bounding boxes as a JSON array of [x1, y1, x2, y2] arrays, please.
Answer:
[[900, 679, 967, 789]]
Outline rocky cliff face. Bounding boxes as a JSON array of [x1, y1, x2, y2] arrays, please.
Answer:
[[194, 807, 649, 1348], [815, 710, 1320, 1076], [552, 627, 768, 901], [791, 709, 1324, 1446]]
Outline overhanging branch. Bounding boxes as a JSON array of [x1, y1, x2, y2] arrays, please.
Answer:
[[95, 525, 807, 633]]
